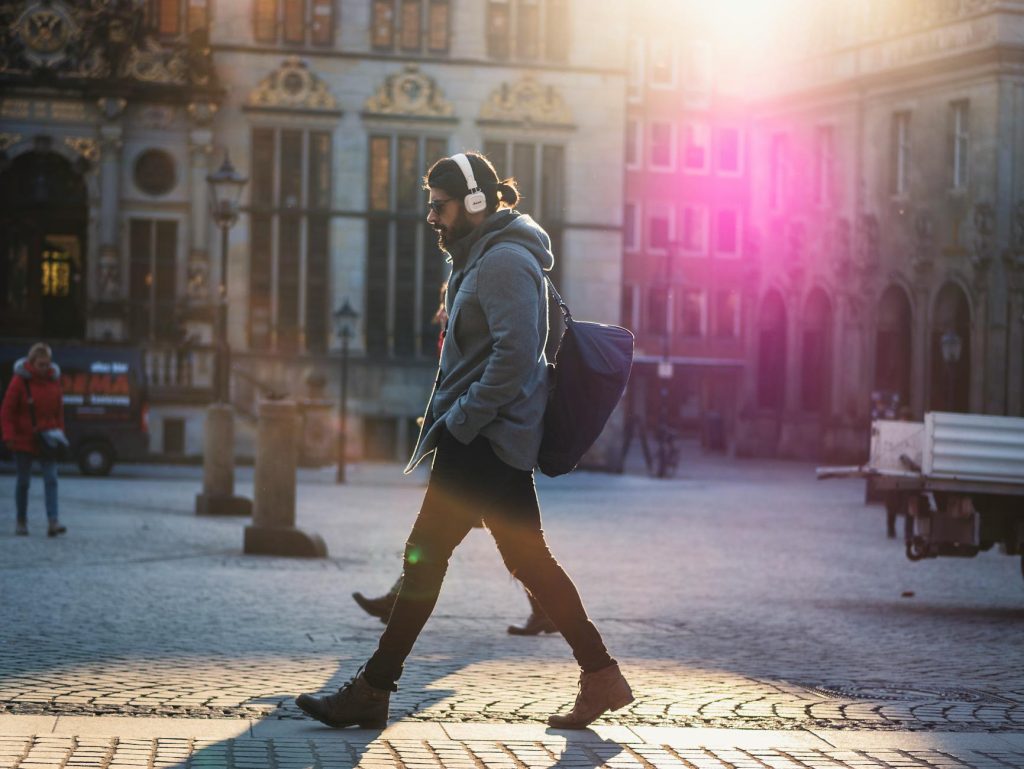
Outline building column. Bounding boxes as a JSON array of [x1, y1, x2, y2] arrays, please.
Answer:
[[186, 102, 218, 342], [97, 123, 124, 304]]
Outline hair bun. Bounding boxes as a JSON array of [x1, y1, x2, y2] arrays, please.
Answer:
[[496, 180, 520, 206]]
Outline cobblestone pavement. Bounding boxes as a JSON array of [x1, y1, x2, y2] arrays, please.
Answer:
[[2, 731, 1024, 769], [1, 447, 1023, 768]]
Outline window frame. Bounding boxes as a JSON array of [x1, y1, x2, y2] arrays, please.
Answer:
[[645, 201, 675, 255], [648, 37, 676, 90], [680, 204, 708, 256], [486, 0, 568, 63], [769, 132, 789, 212], [648, 120, 676, 173], [891, 110, 911, 198], [625, 118, 643, 170], [682, 120, 710, 174], [713, 289, 742, 340], [716, 125, 743, 176], [813, 124, 836, 207], [623, 201, 640, 252], [253, 0, 336, 47], [679, 287, 707, 339]]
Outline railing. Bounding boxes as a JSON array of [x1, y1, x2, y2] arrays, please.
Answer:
[[142, 344, 216, 403]]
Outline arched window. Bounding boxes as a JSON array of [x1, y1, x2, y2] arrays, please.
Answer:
[[757, 290, 787, 410], [874, 285, 912, 409], [800, 289, 832, 412]]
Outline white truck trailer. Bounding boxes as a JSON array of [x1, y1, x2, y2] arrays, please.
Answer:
[[818, 412, 1024, 579]]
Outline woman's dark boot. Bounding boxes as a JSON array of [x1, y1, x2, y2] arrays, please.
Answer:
[[47, 521, 66, 537], [507, 593, 557, 635], [295, 673, 390, 728], [352, 591, 398, 623], [547, 663, 634, 729], [15, 521, 28, 536]]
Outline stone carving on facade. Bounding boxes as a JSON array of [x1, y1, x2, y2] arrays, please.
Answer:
[[187, 249, 210, 301], [479, 76, 573, 128], [187, 101, 219, 127], [96, 96, 127, 121], [64, 136, 100, 164], [363, 64, 452, 119], [98, 245, 120, 300], [247, 57, 340, 113], [912, 209, 934, 270], [0, 0, 215, 88]]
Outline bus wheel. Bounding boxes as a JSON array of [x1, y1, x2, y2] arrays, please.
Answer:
[[77, 442, 114, 476]]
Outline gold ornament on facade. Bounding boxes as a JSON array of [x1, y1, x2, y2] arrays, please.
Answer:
[[479, 76, 573, 128], [125, 41, 189, 85], [247, 58, 339, 112], [13, 2, 79, 68], [64, 136, 100, 164], [363, 64, 453, 119], [187, 101, 219, 127]]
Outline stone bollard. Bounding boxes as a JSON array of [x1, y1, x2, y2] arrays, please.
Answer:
[[244, 399, 327, 557], [195, 403, 252, 516]]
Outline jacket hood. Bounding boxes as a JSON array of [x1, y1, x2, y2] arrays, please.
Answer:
[[448, 210, 555, 274], [14, 357, 61, 381]]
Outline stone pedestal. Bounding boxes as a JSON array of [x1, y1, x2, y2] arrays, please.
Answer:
[[244, 399, 327, 558], [195, 403, 252, 516]]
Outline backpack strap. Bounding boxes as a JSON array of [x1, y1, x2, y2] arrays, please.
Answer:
[[545, 275, 573, 325]]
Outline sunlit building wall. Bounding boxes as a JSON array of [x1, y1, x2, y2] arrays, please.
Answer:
[[0, 0, 627, 464], [621, 1, 753, 453], [738, 0, 1024, 460]]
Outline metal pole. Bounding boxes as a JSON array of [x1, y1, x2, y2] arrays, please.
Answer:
[[946, 361, 955, 412], [218, 222, 230, 404], [336, 330, 349, 484]]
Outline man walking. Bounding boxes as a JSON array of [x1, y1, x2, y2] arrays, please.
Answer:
[[295, 152, 632, 729]]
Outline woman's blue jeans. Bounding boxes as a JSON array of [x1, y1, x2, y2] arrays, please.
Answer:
[[14, 451, 59, 523]]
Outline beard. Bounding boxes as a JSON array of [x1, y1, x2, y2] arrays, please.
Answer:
[[434, 210, 474, 251]]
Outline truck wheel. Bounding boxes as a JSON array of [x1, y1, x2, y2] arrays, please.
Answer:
[[77, 442, 114, 476]]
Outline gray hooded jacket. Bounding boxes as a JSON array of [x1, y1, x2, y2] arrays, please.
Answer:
[[405, 210, 553, 473]]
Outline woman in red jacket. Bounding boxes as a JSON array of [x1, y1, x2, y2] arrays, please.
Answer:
[[1, 342, 67, 537]]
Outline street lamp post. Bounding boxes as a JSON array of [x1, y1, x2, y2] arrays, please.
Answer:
[[333, 298, 359, 484], [940, 329, 962, 412], [206, 151, 248, 402], [653, 241, 680, 478], [195, 150, 250, 517]]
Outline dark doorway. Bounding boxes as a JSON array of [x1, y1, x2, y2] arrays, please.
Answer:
[[0, 150, 88, 340], [757, 290, 787, 409], [875, 285, 913, 409], [800, 289, 832, 412], [930, 283, 971, 412]]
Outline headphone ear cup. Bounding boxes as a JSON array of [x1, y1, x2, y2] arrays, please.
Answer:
[[464, 190, 487, 214]]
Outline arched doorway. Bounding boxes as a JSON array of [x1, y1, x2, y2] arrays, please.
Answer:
[[875, 285, 913, 412], [0, 150, 88, 339], [757, 290, 787, 410], [800, 288, 832, 413], [930, 283, 971, 412]]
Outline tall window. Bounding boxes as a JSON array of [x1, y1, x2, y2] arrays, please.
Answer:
[[715, 209, 739, 256], [129, 219, 179, 342], [681, 205, 707, 254], [645, 287, 668, 335], [254, 0, 335, 46], [649, 122, 674, 170], [769, 132, 788, 211], [814, 124, 835, 206], [626, 35, 644, 102], [623, 202, 639, 251], [685, 40, 712, 94], [680, 288, 705, 338], [483, 141, 566, 286], [682, 122, 709, 172], [486, 0, 568, 62], [646, 203, 672, 252], [373, 0, 450, 53], [366, 134, 449, 358], [649, 38, 675, 87], [890, 111, 910, 196], [147, 0, 209, 36], [249, 128, 333, 354], [950, 100, 969, 190], [714, 289, 741, 339]]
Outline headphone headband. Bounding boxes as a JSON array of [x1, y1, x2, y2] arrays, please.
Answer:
[[451, 153, 488, 214]]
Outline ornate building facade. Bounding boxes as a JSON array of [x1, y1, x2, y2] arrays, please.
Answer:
[[738, 0, 1024, 460], [0, 0, 627, 464]]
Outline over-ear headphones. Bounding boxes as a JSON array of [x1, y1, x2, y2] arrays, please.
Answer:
[[451, 153, 488, 214]]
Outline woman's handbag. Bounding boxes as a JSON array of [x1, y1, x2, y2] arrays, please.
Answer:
[[25, 380, 70, 461], [537, 279, 634, 477]]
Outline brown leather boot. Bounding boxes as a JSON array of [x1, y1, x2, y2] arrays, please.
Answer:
[[547, 663, 634, 729], [352, 591, 397, 623], [295, 672, 390, 728], [507, 610, 557, 635]]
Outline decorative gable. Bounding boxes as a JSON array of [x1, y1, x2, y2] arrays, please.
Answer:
[[478, 76, 574, 129], [363, 65, 455, 122], [245, 58, 341, 115]]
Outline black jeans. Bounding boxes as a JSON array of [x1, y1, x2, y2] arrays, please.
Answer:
[[364, 428, 614, 690]]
